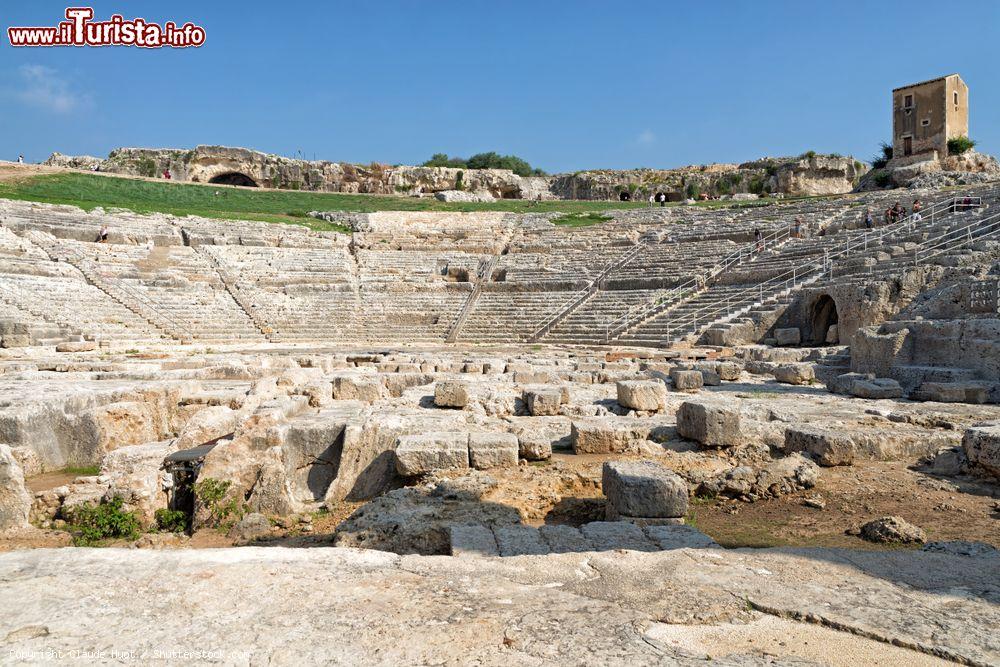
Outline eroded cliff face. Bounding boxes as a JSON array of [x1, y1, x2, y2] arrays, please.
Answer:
[[45, 146, 866, 200], [551, 155, 866, 201]]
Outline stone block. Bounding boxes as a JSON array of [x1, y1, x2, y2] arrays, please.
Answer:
[[772, 363, 815, 385], [394, 432, 469, 476], [962, 422, 1000, 479], [449, 524, 499, 557], [643, 524, 718, 550], [850, 378, 903, 400], [518, 434, 552, 461], [493, 525, 550, 556], [55, 341, 97, 353], [468, 433, 519, 470], [716, 361, 742, 381], [580, 521, 657, 552], [915, 382, 990, 404], [774, 328, 801, 346], [825, 324, 839, 344], [332, 375, 384, 403], [523, 388, 562, 416], [571, 420, 648, 454], [538, 524, 594, 553], [827, 372, 872, 395], [602, 460, 688, 519], [0, 444, 31, 530], [434, 380, 471, 408], [675, 401, 744, 448], [615, 380, 667, 412], [783, 426, 855, 466], [670, 369, 703, 392]]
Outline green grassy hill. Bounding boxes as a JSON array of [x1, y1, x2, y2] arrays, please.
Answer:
[[0, 171, 808, 233]]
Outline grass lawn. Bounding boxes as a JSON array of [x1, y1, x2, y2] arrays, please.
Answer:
[[0, 171, 823, 233]]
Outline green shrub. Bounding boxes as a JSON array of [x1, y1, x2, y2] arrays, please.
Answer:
[[947, 136, 976, 155], [137, 158, 157, 178], [194, 477, 245, 528], [422, 153, 467, 169], [871, 142, 893, 169], [685, 183, 700, 199], [154, 508, 189, 533], [799, 150, 817, 160], [872, 169, 893, 188], [455, 170, 464, 191], [68, 497, 141, 546]]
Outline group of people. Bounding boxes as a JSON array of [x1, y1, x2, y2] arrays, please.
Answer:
[[866, 200, 922, 228]]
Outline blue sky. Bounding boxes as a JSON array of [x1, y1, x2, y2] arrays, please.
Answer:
[[2, 1, 997, 172]]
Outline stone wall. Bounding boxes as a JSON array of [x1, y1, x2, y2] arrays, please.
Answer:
[[46, 146, 867, 200]]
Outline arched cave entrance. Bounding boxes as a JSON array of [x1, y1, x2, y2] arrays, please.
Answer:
[[208, 172, 258, 187], [619, 191, 631, 202], [811, 294, 839, 345]]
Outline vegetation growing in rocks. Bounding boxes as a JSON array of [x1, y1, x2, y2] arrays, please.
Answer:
[[67, 497, 141, 546], [423, 152, 546, 176], [871, 142, 893, 169], [154, 508, 189, 533], [947, 136, 976, 155], [195, 478, 246, 528]]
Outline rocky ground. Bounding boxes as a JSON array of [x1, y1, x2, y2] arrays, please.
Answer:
[[0, 543, 996, 665]]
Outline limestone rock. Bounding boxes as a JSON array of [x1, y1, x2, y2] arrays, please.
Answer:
[[434, 381, 470, 408], [850, 378, 904, 400], [697, 454, 819, 502], [571, 419, 655, 454], [670, 370, 703, 392], [859, 516, 926, 544], [395, 433, 469, 476], [523, 388, 562, 416], [468, 433, 518, 470], [448, 524, 498, 557], [228, 512, 272, 543], [517, 434, 552, 461], [772, 363, 815, 385], [0, 444, 31, 531], [774, 328, 801, 346], [962, 422, 1000, 479], [602, 461, 688, 519], [676, 401, 744, 448], [55, 341, 97, 353], [332, 375, 384, 403], [615, 380, 667, 412]]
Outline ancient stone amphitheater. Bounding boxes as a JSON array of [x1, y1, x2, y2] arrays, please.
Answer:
[[0, 184, 998, 664]]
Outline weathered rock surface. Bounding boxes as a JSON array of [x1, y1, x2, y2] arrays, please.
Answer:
[[676, 401, 745, 448], [1, 545, 995, 665], [616, 380, 667, 412], [697, 454, 819, 501], [0, 445, 31, 531], [962, 422, 1000, 479], [602, 460, 688, 520], [859, 516, 927, 544]]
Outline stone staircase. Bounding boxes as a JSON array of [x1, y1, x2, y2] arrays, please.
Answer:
[[613, 195, 994, 347]]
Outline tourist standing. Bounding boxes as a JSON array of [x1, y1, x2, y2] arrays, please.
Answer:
[[754, 227, 763, 252], [864, 209, 873, 229], [793, 217, 803, 238], [97, 224, 109, 243], [16, 154, 24, 164]]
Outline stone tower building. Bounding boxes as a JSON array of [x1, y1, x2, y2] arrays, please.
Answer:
[[892, 74, 968, 163]]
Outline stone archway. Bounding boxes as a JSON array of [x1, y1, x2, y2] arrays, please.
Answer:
[[811, 294, 839, 345], [208, 172, 258, 187]]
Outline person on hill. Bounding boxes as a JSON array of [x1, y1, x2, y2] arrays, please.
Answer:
[[864, 208, 874, 229], [893, 202, 905, 222], [162, 168, 171, 179], [754, 227, 763, 252], [884, 207, 893, 225], [793, 218, 803, 238], [97, 224, 109, 243], [648, 194, 654, 208], [912, 199, 922, 214], [16, 154, 24, 164]]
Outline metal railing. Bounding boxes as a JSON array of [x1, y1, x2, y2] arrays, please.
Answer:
[[613, 195, 987, 346], [602, 221, 798, 341], [526, 240, 645, 342]]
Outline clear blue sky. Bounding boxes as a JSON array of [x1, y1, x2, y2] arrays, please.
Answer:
[[2, 1, 997, 172]]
